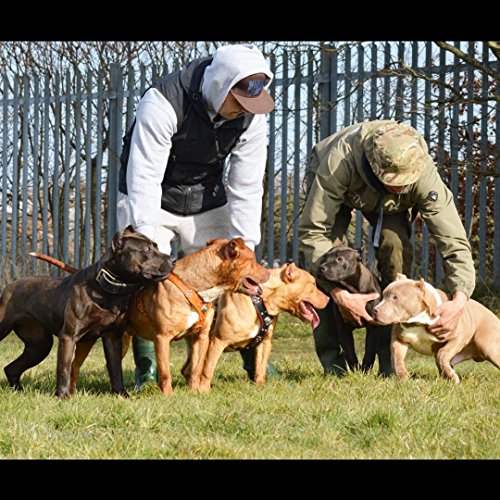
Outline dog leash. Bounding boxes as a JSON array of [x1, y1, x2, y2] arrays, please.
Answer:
[[136, 272, 213, 331]]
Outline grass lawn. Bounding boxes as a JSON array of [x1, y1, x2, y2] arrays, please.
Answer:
[[0, 310, 498, 460]]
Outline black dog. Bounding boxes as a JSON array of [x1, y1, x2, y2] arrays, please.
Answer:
[[316, 246, 383, 372], [0, 226, 174, 399]]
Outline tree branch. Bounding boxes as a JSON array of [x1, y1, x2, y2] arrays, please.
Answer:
[[486, 41, 500, 61], [434, 41, 500, 82]]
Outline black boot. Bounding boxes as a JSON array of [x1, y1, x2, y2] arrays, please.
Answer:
[[376, 325, 393, 377], [132, 336, 157, 391], [240, 348, 279, 381], [313, 303, 347, 376]]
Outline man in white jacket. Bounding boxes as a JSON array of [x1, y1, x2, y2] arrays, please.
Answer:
[[118, 44, 275, 389]]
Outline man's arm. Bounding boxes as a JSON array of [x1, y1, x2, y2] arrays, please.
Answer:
[[417, 165, 475, 299], [126, 88, 178, 241], [417, 164, 475, 338], [225, 114, 268, 250], [298, 148, 351, 273]]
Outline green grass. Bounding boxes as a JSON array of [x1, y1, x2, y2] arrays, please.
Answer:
[[0, 314, 498, 459]]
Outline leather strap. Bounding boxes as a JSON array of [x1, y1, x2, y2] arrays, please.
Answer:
[[238, 295, 274, 350], [137, 272, 213, 330], [95, 263, 139, 295], [168, 272, 213, 327]]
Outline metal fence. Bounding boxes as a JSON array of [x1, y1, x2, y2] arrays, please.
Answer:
[[1, 41, 499, 288]]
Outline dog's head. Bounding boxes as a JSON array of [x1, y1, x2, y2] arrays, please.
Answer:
[[316, 246, 363, 283], [372, 274, 442, 325], [108, 225, 175, 284], [206, 237, 270, 295], [265, 262, 329, 329]]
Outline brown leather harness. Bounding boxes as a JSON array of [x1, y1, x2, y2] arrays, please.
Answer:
[[136, 272, 214, 330]]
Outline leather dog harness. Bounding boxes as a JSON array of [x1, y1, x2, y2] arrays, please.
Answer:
[[136, 272, 213, 330], [237, 296, 274, 351]]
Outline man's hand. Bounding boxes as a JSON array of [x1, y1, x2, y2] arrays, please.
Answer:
[[330, 288, 380, 327], [427, 291, 468, 340]]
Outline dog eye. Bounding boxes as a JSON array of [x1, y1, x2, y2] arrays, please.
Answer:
[[392, 295, 399, 301], [336, 257, 344, 263]]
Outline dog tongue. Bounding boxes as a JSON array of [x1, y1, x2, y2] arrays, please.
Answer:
[[310, 308, 320, 329], [301, 301, 320, 329]]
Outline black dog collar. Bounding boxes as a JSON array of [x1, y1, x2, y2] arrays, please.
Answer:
[[95, 263, 139, 295]]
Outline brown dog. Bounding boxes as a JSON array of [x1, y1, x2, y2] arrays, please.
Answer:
[[33, 238, 269, 395], [127, 237, 269, 395], [194, 263, 330, 392], [372, 274, 500, 382], [1, 226, 174, 399]]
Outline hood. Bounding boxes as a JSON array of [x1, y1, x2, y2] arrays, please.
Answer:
[[201, 44, 273, 114]]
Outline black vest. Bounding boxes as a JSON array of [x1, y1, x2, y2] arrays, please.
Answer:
[[119, 57, 254, 216]]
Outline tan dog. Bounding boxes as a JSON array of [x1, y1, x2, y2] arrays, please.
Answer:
[[125, 238, 269, 395], [372, 274, 500, 383], [35, 238, 269, 395], [194, 263, 330, 392]]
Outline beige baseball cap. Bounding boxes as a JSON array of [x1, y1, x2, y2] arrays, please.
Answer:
[[230, 73, 274, 114], [364, 122, 427, 186]]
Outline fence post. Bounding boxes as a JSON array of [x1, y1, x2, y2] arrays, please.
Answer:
[[494, 57, 500, 289], [107, 64, 123, 243], [319, 43, 332, 140]]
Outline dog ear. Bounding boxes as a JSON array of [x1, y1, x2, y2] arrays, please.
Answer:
[[418, 278, 436, 312], [283, 262, 299, 282], [395, 273, 407, 281], [111, 231, 124, 252], [123, 225, 135, 235], [222, 240, 239, 260]]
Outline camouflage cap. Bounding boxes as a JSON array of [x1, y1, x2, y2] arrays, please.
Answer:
[[364, 122, 426, 186]]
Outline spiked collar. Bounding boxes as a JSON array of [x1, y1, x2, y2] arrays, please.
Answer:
[[95, 262, 140, 295]]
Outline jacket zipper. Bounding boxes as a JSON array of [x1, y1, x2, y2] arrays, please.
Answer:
[[185, 186, 192, 214]]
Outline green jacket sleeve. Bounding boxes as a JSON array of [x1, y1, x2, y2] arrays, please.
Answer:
[[299, 146, 352, 273], [417, 164, 476, 297]]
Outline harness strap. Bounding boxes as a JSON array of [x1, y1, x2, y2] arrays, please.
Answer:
[[136, 273, 213, 331], [239, 295, 274, 350]]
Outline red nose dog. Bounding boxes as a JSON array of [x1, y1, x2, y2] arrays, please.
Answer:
[[126, 238, 269, 394], [193, 263, 329, 392]]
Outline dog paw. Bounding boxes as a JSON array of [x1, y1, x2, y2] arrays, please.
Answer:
[[55, 390, 71, 400]]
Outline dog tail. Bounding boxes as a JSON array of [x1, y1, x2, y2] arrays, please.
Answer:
[[29, 252, 77, 274]]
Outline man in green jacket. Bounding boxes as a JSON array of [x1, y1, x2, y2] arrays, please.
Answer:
[[299, 120, 475, 376]]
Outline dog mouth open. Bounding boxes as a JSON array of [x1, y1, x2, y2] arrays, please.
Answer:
[[299, 300, 320, 329], [240, 277, 263, 296]]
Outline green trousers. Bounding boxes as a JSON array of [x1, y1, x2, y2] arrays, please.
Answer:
[[311, 206, 413, 377]]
